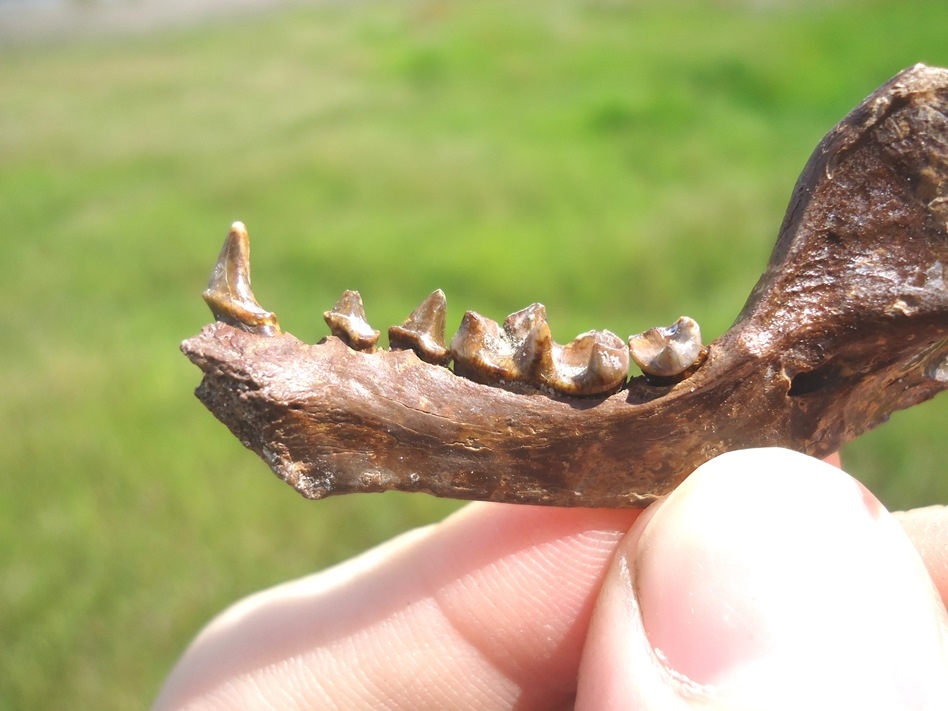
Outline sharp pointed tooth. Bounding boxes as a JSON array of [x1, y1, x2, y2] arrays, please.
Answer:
[[202, 221, 281, 336], [449, 310, 516, 383], [388, 290, 450, 365], [503, 303, 547, 341], [323, 290, 380, 352], [539, 330, 629, 396], [628, 316, 705, 379], [504, 303, 551, 381]]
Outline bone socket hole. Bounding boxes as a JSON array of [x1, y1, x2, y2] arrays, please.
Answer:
[[787, 363, 844, 396]]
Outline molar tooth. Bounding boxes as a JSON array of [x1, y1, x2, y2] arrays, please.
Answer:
[[628, 316, 705, 379], [450, 303, 551, 385], [540, 330, 629, 396], [449, 303, 626, 396], [202, 221, 281, 336], [388, 290, 451, 365], [323, 290, 380, 352]]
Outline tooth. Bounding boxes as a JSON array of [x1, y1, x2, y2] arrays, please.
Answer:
[[539, 330, 629, 396], [449, 303, 626, 395], [504, 303, 552, 378], [628, 316, 705, 379], [388, 290, 451, 365], [449, 310, 515, 383], [202, 221, 281, 336], [450, 304, 552, 384], [323, 290, 380, 352]]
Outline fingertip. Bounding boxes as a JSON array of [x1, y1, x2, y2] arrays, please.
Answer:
[[578, 448, 948, 710], [896, 505, 948, 608]]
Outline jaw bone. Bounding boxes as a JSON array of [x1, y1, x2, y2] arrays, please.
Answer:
[[183, 64, 948, 508]]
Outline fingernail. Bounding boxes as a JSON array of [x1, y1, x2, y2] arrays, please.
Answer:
[[629, 448, 948, 703]]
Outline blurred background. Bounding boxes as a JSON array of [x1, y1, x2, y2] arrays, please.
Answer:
[[2, 0, 947, 707]]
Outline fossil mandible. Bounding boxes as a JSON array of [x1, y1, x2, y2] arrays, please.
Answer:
[[182, 64, 948, 508]]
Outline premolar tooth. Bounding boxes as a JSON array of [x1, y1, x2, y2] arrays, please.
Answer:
[[388, 290, 451, 365], [540, 330, 629, 396], [628, 316, 705, 379], [450, 310, 516, 383], [323, 290, 380, 352], [505, 303, 552, 376], [202, 221, 281, 337]]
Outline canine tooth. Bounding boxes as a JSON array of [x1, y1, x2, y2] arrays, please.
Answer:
[[323, 290, 380, 351], [628, 316, 704, 378], [540, 330, 629, 396], [202, 221, 281, 336], [388, 290, 451, 365]]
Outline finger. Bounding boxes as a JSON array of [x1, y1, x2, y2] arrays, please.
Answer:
[[821, 450, 948, 602], [153, 503, 639, 711], [896, 505, 948, 607], [576, 448, 948, 711]]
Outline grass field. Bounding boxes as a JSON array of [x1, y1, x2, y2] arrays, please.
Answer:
[[2, 1, 947, 707]]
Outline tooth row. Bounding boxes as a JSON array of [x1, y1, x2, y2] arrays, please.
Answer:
[[204, 223, 705, 394]]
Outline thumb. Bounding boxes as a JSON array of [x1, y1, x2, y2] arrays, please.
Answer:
[[576, 448, 948, 711]]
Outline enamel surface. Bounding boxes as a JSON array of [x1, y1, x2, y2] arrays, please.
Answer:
[[202, 221, 281, 337], [542, 329, 629, 395], [628, 316, 704, 378], [323, 290, 380, 352], [448, 303, 629, 395], [388, 290, 451, 365]]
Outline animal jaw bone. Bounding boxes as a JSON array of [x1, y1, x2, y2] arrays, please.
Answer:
[[182, 64, 948, 508]]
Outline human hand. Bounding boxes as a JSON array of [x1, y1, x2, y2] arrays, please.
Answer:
[[153, 449, 948, 710]]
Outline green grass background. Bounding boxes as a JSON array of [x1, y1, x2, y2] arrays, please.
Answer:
[[2, 0, 947, 707]]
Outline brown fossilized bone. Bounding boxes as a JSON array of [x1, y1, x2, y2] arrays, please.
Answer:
[[182, 64, 948, 508]]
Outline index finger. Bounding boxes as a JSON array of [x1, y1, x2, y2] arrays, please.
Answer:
[[153, 503, 639, 710]]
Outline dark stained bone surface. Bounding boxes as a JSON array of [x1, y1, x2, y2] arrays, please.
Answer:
[[182, 64, 948, 507]]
